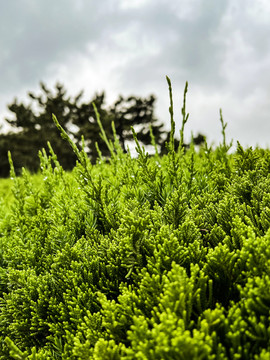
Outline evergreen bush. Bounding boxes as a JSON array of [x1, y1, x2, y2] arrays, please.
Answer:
[[0, 78, 270, 359]]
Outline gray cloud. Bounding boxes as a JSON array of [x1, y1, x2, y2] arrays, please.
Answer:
[[1, 0, 270, 147], [0, 0, 130, 92], [109, 0, 230, 90]]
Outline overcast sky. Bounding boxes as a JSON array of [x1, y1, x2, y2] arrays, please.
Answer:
[[1, 0, 270, 148]]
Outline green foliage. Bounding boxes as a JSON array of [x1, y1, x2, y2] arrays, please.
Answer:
[[0, 78, 270, 359]]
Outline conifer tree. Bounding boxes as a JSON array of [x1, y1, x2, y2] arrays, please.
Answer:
[[71, 91, 114, 161], [109, 94, 165, 153], [0, 83, 169, 175], [0, 82, 78, 176]]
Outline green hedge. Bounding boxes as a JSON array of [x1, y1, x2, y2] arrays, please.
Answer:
[[1, 82, 270, 359]]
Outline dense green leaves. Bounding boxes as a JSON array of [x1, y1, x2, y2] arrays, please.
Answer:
[[1, 82, 270, 358]]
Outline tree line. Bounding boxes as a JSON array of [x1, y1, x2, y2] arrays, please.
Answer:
[[0, 82, 205, 177]]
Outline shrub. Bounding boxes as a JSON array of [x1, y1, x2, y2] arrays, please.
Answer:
[[0, 78, 270, 359]]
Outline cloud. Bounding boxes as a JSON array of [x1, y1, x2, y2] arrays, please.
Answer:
[[0, 0, 130, 93], [1, 0, 270, 147], [109, 0, 230, 90]]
